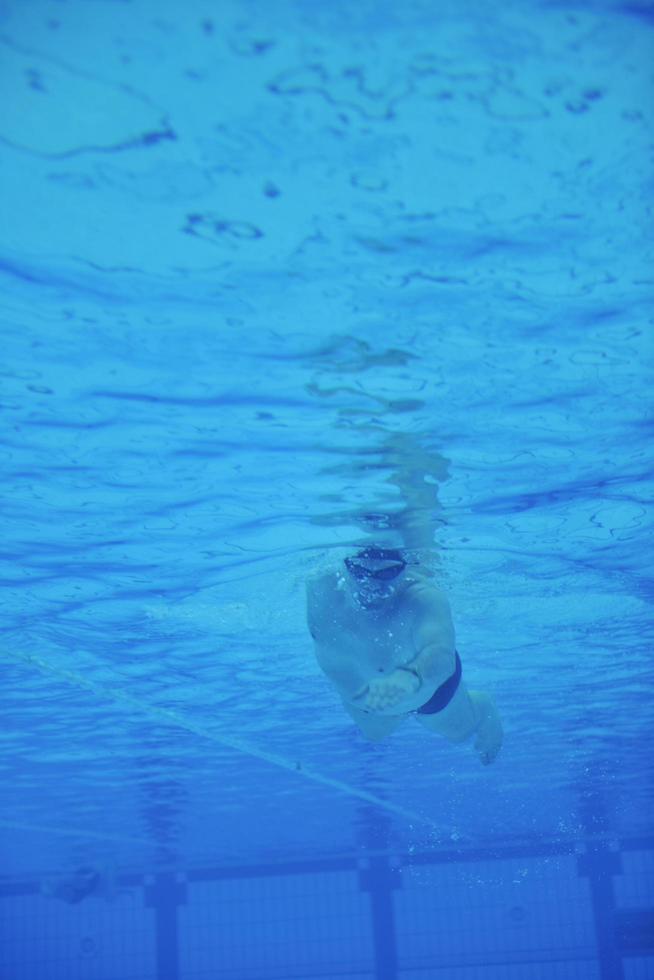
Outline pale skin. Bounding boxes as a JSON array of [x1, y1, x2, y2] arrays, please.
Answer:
[[306, 437, 503, 765], [307, 426, 502, 765]]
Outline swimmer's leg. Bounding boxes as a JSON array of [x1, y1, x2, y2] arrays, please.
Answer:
[[341, 701, 405, 742], [415, 682, 503, 765]]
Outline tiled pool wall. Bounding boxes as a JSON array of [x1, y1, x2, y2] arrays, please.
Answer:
[[2, 839, 653, 980]]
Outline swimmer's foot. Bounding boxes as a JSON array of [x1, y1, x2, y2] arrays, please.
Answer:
[[470, 691, 503, 766]]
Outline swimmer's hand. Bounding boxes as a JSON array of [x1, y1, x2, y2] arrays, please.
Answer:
[[355, 669, 421, 713]]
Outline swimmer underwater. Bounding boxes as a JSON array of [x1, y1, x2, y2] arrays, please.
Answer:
[[306, 545, 503, 765]]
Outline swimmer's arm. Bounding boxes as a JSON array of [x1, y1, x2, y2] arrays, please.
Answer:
[[306, 580, 360, 692], [313, 643, 365, 696], [306, 573, 365, 687], [403, 587, 457, 687]]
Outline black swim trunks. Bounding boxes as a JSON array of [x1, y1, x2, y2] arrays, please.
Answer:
[[416, 652, 462, 715]]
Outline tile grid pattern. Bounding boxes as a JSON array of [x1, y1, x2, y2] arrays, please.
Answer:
[[0, 848, 651, 980]]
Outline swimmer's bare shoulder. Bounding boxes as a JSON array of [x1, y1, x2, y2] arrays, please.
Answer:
[[305, 568, 338, 640], [306, 569, 364, 694], [402, 567, 451, 612], [401, 572, 456, 666]]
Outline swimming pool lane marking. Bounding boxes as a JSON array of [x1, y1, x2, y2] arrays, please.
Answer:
[[9, 649, 445, 835]]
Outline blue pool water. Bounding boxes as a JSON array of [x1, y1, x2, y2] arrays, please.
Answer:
[[0, 0, 652, 957]]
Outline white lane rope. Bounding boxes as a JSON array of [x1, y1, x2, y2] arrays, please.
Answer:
[[5, 649, 445, 836]]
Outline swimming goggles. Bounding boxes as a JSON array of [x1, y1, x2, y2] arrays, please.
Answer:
[[344, 547, 407, 583]]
